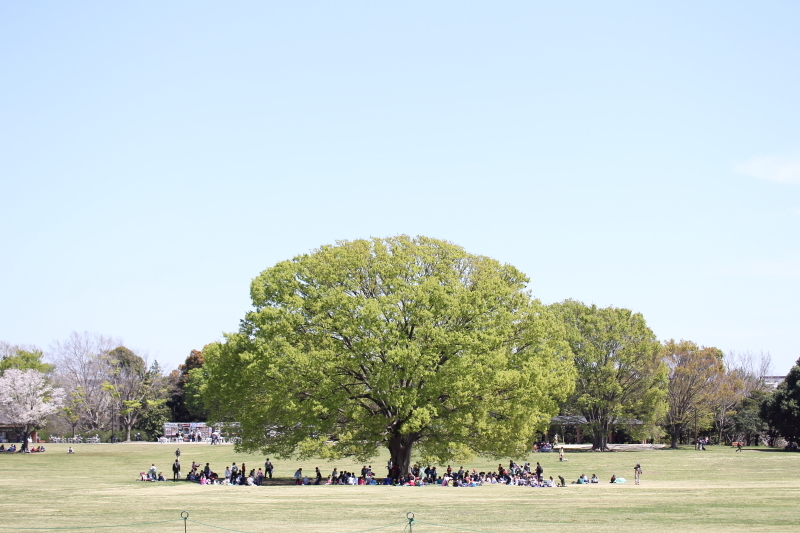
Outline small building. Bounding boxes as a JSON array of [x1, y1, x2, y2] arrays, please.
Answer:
[[764, 376, 786, 390], [163, 422, 215, 441], [0, 414, 38, 443]]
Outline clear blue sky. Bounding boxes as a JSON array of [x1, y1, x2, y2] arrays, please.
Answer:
[[1, 1, 798, 373]]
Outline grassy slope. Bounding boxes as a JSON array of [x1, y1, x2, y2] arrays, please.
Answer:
[[1, 443, 798, 533]]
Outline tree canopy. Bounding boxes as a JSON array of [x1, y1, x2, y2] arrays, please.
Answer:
[[551, 300, 667, 450], [0, 344, 54, 376], [662, 339, 724, 448], [203, 236, 575, 473], [760, 358, 800, 446]]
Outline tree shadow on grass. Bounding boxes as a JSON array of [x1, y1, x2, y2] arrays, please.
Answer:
[[746, 448, 797, 453]]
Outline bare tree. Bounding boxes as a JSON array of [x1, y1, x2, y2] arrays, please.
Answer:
[[50, 332, 120, 432], [711, 351, 773, 444], [727, 351, 773, 395]]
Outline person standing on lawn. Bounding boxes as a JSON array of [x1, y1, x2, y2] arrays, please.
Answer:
[[172, 459, 181, 481]]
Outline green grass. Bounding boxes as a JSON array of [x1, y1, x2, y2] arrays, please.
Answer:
[[1, 443, 799, 533]]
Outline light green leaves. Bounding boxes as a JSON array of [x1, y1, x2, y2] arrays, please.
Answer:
[[205, 236, 575, 465]]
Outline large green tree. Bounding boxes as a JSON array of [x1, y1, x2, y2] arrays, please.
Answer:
[[760, 358, 800, 447], [551, 300, 667, 451], [204, 236, 575, 474]]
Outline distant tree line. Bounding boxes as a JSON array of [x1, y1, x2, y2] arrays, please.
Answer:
[[2, 236, 798, 459], [192, 236, 800, 473], [0, 334, 209, 447]]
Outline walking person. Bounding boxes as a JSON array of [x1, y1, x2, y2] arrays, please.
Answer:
[[634, 463, 642, 485], [175, 448, 181, 460], [265, 458, 273, 479], [535, 462, 543, 482]]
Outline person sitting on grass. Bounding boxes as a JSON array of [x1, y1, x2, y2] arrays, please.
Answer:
[[591, 474, 599, 483], [157, 472, 166, 482], [610, 475, 616, 483]]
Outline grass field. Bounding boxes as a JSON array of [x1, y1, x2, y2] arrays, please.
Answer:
[[1, 443, 799, 533]]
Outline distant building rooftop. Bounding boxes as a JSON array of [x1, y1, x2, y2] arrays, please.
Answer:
[[764, 376, 785, 389]]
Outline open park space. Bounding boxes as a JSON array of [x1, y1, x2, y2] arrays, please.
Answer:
[[1, 443, 799, 533]]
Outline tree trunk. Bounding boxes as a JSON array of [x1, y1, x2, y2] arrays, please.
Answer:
[[20, 426, 30, 452], [125, 425, 132, 442], [591, 428, 609, 451], [670, 423, 683, 449], [388, 432, 418, 479]]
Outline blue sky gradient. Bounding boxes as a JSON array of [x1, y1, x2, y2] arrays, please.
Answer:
[[1, 1, 798, 372]]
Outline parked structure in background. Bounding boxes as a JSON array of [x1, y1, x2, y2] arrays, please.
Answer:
[[764, 376, 786, 390]]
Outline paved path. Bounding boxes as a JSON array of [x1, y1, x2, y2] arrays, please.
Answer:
[[556, 443, 666, 451]]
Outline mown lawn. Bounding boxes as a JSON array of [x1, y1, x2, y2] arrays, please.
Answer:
[[1, 443, 798, 533]]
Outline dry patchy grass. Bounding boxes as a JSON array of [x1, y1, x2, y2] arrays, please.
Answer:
[[0, 443, 798, 533]]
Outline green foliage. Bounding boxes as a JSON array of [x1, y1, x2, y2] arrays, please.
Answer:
[[167, 350, 206, 422], [183, 366, 208, 420], [204, 236, 575, 471], [133, 398, 170, 439], [731, 391, 767, 445], [662, 340, 724, 448], [104, 349, 168, 440], [551, 300, 667, 450], [0, 348, 54, 376], [760, 358, 800, 445]]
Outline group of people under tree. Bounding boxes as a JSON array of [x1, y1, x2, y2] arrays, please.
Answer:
[[138, 446, 644, 487], [139, 448, 275, 485]]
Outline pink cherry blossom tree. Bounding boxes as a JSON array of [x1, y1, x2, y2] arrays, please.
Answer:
[[0, 369, 65, 452]]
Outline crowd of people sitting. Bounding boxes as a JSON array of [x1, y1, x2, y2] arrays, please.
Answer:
[[0, 444, 46, 453], [137, 449, 637, 488], [294, 460, 560, 488], [185, 461, 270, 485], [139, 452, 276, 486]]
